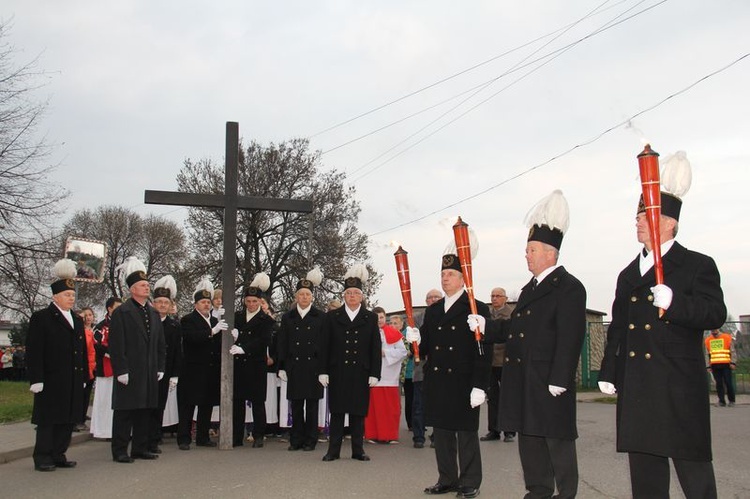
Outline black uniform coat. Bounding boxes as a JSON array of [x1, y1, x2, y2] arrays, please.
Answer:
[[233, 309, 275, 401], [487, 266, 586, 439], [320, 306, 382, 416], [599, 242, 726, 461], [27, 303, 88, 425], [158, 315, 182, 409], [277, 306, 325, 401], [178, 310, 221, 406], [420, 292, 491, 431], [109, 299, 166, 410]]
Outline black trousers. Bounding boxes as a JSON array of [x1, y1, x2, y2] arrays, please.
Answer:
[[232, 397, 266, 444], [486, 366, 515, 437], [34, 423, 74, 466], [403, 379, 414, 429], [518, 433, 578, 499], [178, 402, 212, 445], [432, 427, 482, 489], [327, 413, 365, 457], [112, 408, 150, 458], [82, 379, 93, 422], [290, 398, 320, 448], [629, 451, 717, 499], [710, 365, 735, 404]]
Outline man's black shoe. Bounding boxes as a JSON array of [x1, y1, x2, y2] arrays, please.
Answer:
[[302, 444, 316, 451], [113, 455, 134, 463], [479, 432, 500, 441], [252, 438, 264, 448], [53, 460, 77, 468], [352, 454, 370, 461], [456, 486, 480, 498], [288, 444, 302, 451], [131, 452, 159, 460], [322, 454, 339, 462], [414, 441, 425, 449], [178, 443, 190, 451], [424, 483, 457, 494], [147, 447, 162, 454], [196, 440, 217, 447], [34, 463, 56, 472]]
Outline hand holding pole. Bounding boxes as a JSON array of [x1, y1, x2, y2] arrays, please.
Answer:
[[452, 217, 484, 355]]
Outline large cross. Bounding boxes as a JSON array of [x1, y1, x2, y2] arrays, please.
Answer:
[[145, 122, 313, 450]]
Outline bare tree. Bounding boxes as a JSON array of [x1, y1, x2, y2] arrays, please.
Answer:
[[177, 138, 379, 312], [0, 20, 65, 319], [62, 206, 188, 309]]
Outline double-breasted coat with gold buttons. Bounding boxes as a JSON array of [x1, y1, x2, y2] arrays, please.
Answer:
[[320, 307, 382, 416], [599, 242, 726, 461], [487, 266, 586, 440], [27, 303, 89, 425], [233, 309, 275, 402], [277, 306, 325, 401], [421, 292, 491, 431]]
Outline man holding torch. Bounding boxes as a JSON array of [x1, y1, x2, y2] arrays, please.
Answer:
[[406, 246, 490, 499], [598, 150, 726, 498]]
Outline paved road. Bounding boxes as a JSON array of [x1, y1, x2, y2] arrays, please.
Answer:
[[2, 400, 749, 498]]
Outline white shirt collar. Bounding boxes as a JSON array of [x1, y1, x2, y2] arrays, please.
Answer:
[[345, 305, 361, 321], [297, 304, 311, 319], [246, 308, 260, 322], [53, 303, 75, 328], [444, 289, 464, 313], [535, 264, 560, 284], [639, 239, 675, 276]]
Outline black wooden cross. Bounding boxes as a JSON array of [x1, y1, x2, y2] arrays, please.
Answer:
[[145, 122, 313, 450]]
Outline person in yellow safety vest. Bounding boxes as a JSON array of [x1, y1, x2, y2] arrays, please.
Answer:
[[704, 329, 737, 407]]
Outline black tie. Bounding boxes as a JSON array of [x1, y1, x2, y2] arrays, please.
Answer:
[[531, 278, 538, 290], [642, 248, 648, 258]]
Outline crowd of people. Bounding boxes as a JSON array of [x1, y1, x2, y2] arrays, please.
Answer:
[[22, 152, 732, 498]]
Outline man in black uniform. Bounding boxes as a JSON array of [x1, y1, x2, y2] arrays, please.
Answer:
[[230, 273, 275, 447], [177, 280, 227, 450], [26, 259, 88, 471], [407, 253, 490, 499], [109, 258, 166, 463], [473, 190, 586, 499], [149, 275, 182, 453], [598, 152, 726, 498], [277, 267, 325, 451], [319, 263, 381, 462]]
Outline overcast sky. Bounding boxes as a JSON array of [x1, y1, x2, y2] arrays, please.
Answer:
[[4, 0, 749, 321]]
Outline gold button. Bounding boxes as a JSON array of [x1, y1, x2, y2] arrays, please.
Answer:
[[516, 358, 521, 363], [628, 324, 635, 330], [644, 324, 651, 331], [629, 351, 635, 357], [526, 310, 531, 315], [345, 360, 349, 364], [505, 357, 509, 362], [438, 326, 442, 330], [647, 295, 654, 302], [630, 296, 637, 302], [516, 313, 521, 318], [519, 333, 525, 338], [435, 346, 440, 350], [434, 367, 438, 371], [447, 368, 452, 373], [449, 346, 454, 351], [645, 353, 651, 360], [508, 334, 513, 339]]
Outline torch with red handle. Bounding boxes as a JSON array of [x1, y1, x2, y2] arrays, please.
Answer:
[[394, 246, 420, 363], [452, 217, 484, 355], [637, 144, 665, 318]]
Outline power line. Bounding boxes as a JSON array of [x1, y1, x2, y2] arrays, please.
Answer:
[[311, 0, 638, 142], [367, 52, 750, 237], [350, 0, 661, 182]]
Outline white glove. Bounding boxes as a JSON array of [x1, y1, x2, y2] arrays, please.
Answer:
[[650, 284, 673, 309], [598, 381, 616, 395], [368, 376, 379, 387], [211, 307, 225, 319], [229, 345, 245, 355], [211, 319, 228, 336], [30, 382, 44, 393], [157, 372, 164, 381], [231, 328, 239, 341], [117, 373, 129, 385], [278, 370, 288, 382], [548, 384, 567, 397], [467, 314, 486, 334], [470, 387, 486, 408], [169, 377, 178, 389], [318, 374, 329, 387], [405, 326, 421, 345]]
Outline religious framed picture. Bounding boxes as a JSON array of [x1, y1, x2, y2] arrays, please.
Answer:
[[63, 237, 108, 283]]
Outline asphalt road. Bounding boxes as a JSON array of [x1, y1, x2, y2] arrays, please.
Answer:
[[1, 402, 749, 498]]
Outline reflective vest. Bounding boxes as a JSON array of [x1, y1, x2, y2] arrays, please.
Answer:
[[705, 334, 732, 365]]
